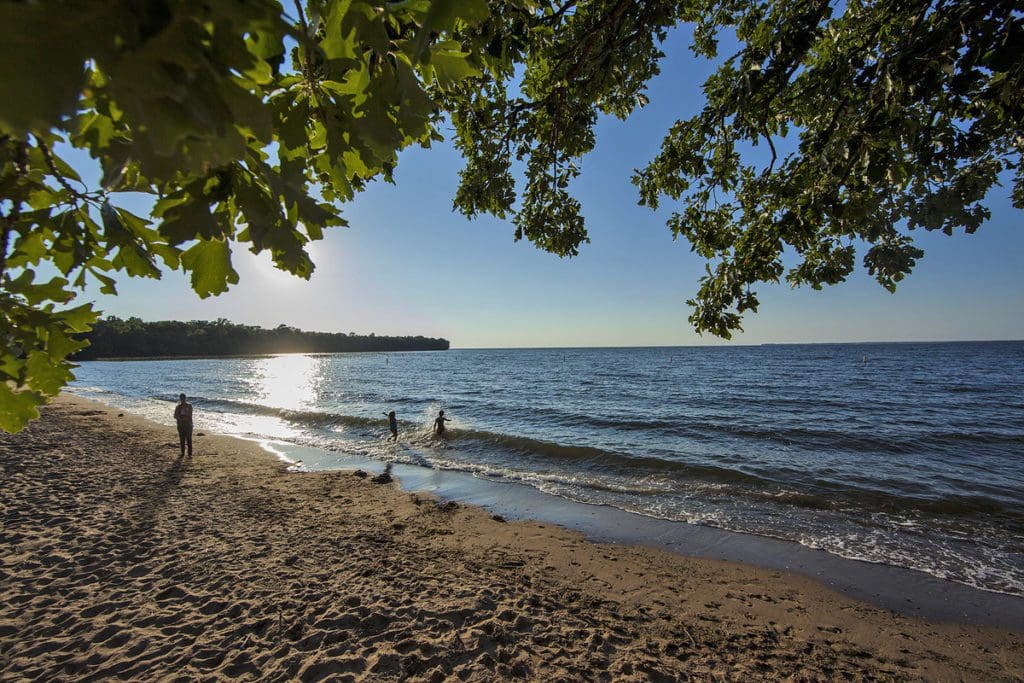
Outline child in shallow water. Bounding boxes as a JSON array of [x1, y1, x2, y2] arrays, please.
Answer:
[[433, 410, 450, 437], [383, 410, 398, 442]]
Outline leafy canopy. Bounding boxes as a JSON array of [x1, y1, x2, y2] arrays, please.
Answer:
[[448, 0, 1023, 336], [2, 0, 1021, 431], [1, 0, 503, 430]]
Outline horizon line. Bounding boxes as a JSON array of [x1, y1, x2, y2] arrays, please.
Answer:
[[448, 338, 1024, 350]]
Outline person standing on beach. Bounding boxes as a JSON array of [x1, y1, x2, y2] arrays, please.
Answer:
[[383, 410, 398, 442], [433, 410, 450, 437], [174, 393, 194, 457]]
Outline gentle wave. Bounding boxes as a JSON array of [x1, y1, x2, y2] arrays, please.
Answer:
[[165, 396, 382, 430], [197, 394, 1024, 456], [746, 486, 1018, 520], [188, 396, 1022, 524], [436, 402, 1024, 454]]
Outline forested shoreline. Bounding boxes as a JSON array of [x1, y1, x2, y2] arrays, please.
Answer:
[[73, 317, 449, 359]]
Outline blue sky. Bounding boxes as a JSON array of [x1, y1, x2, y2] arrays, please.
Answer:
[[77, 28, 1023, 348]]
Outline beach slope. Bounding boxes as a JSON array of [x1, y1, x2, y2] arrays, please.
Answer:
[[1, 395, 1021, 681]]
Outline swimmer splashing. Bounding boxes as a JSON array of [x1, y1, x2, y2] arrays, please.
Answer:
[[433, 410, 451, 437]]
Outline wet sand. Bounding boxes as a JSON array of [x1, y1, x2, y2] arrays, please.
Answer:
[[1, 395, 1021, 681]]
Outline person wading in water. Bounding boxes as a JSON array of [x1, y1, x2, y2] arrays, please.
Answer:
[[433, 410, 450, 437], [383, 410, 398, 443], [174, 393, 194, 457]]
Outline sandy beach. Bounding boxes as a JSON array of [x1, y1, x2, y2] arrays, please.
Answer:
[[1, 395, 1021, 681]]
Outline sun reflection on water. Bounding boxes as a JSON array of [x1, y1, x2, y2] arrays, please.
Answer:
[[251, 354, 327, 412]]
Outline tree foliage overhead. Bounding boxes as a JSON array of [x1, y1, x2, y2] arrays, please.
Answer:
[[634, 0, 1024, 336], [447, 0, 1023, 336], [1, 0, 502, 430], [1, 0, 1021, 431]]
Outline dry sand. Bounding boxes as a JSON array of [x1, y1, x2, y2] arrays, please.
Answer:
[[1, 395, 1021, 681]]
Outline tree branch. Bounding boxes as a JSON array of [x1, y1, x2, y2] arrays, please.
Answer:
[[291, 0, 316, 89], [762, 121, 777, 175], [0, 220, 12, 281], [36, 137, 91, 203], [562, 0, 633, 84], [0, 140, 29, 280], [543, 1, 577, 25]]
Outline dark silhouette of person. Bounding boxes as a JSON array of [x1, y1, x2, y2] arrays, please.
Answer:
[[383, 410, 398, 442], [174, 393, 194, 457], [433, 409, 451, 436]]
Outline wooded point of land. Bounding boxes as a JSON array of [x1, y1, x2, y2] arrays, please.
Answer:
[[73, 317, 450, 359]]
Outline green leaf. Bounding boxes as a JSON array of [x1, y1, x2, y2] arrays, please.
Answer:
[[77, 111, 116, 148], [0, 383, 43, 433], [0, 4, 99, 132], [54, 303, 98, 333], [179, 239, 239, 298], [414, 0, 490, 60], [247, 28, 285, 67], [4, 271, 73, 306], [7, 231, 49, 268], [429, 42, 482, 89], [158, 194, 225, 245], [48, 327, 90, 359], [89, 269, 119, 296], [26, 351, 73, 395], [102, 201, 160, 278]]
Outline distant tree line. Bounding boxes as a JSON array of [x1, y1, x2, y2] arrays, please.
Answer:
[[73, 317, 449, 359]]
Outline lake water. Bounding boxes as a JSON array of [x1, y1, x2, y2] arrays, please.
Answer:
[[70, 342, 1024, 597]]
